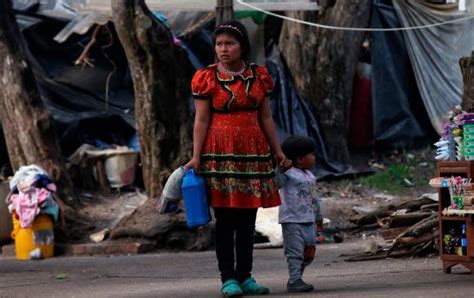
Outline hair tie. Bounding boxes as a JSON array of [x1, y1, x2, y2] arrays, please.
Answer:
[[217, 24, 243, 37]]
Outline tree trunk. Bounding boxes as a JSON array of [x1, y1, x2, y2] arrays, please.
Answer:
[[216, 0, 234, 26], [279, 0, 371, 163], [460, 51, 474, 112], [0, 0, 75, 203], [110, 1, 203, 246], [112, 0, 193, 200]]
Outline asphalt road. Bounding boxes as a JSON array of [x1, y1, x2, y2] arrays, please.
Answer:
[[1, 240, 474, 297]]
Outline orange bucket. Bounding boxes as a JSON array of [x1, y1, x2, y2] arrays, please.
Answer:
[[11, 214, 54, 260]]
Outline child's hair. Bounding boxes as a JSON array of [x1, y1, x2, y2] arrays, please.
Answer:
[[281, 135, 317, 163]]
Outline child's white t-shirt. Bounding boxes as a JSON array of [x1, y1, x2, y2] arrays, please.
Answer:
[[276, 167, 320, 224]]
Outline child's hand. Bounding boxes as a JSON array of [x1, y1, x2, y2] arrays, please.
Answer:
[[316, 220, 323, 232], [274, 151, 292, 171], [279, 160, 292, 171], [279, 157, 292, 171]]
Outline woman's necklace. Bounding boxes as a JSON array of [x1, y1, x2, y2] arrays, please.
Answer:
[[219, 62, 246, 76]]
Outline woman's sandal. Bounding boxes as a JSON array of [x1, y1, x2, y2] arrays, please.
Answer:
[[221, 279, 243, 297], [240, 277, 270, 295]]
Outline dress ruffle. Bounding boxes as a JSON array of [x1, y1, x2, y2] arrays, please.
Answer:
[[192, 64, 280, 208]]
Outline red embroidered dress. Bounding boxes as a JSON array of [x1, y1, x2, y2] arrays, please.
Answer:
[[191, 64, 280, 208]]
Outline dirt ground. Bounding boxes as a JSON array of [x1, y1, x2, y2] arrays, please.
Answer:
[[317, 147, 436, 228], [60, 147, 437, 246], [60, 188, 148, 243]]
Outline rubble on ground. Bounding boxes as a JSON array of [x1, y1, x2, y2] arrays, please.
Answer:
[[341, 194, 439, 261]]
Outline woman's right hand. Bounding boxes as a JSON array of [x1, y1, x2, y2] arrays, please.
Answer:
[[184, 157, 200, 171]]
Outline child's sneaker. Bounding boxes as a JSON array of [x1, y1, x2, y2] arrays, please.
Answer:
[[287, 278, 314, 292]]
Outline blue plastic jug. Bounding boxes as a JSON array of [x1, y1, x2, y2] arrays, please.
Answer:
[[181, 169, 211, 228]]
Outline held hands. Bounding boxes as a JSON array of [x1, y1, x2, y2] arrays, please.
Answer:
[[316, 220, 323, 233], [184, 157, 200, 171], [274, 151, 292, 171]]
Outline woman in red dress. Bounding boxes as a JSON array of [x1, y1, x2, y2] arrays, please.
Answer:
[[185, 20, 290, 297]]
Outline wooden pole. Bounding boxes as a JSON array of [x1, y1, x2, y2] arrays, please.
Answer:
[[460, 51, 474, 112], [216, 0, 234, 26]]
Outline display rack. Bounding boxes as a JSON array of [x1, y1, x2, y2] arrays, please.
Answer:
[[436, 161, 474, 273]]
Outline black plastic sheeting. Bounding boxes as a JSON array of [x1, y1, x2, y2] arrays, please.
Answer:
[[10, 11, 351, 178], [370, 0, 435, 147], [266, 46, 352, 178], [19, 18, 136, 156]]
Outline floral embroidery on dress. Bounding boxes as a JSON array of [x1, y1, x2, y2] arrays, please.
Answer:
[[191, 64, 279, 208]]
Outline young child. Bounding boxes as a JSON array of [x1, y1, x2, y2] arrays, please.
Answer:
[[276, 135, 322, 292]]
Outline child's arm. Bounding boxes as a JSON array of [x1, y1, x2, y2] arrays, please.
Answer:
[[313, 197, 322, 222], [313, 196, 323, 233], [274, 167, 289, 188], [312, 181, 323, 225]]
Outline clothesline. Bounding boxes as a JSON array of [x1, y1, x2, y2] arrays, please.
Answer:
[[236, 0, 474, 32]]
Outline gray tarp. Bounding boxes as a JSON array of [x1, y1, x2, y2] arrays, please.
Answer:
[[393, 0, 474, 134]]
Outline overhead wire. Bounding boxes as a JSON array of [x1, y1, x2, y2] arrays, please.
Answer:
[[235, 0, 474, 31]]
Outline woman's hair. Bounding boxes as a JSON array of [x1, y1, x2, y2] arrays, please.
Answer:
[[281, 135, 317, 163], [212, 20, 252, 63]]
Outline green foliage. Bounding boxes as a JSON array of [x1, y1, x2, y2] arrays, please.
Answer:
[[357, 164, 410, 194], [357, 161, 433, 194]]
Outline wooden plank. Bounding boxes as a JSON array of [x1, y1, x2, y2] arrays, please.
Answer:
[[79, 0, 319, 12], [378, 227, 408, 240], [441, 214, 473, 220], [348, 206, 393, 226], [398, 230, 438, 247], [388, 212, 433, 228], [440, 254, 471, 261]]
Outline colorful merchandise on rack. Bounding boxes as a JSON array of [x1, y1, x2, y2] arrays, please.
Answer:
[[429, 176, 474, 212], [434, 161, 474, 272], [434, 106, 474, 161]]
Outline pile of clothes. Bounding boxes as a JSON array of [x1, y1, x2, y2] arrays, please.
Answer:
[[6, 165, 59, 228]]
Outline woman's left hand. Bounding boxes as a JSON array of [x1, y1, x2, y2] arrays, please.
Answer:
[[275, 151, 292, 170]]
